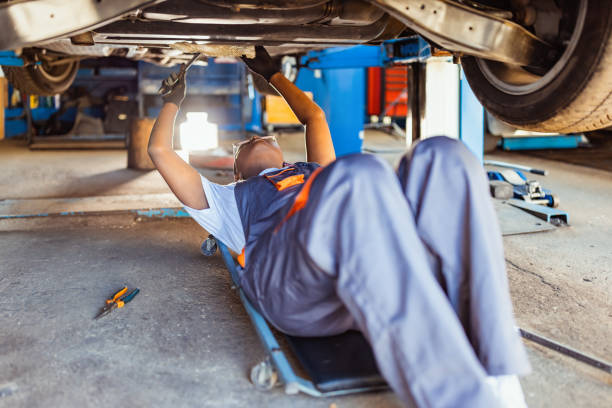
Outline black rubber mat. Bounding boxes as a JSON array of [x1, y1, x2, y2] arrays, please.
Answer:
[[286, 330, 387, 393]]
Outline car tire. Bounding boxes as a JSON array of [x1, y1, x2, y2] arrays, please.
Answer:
[[462, 0, 612, 133], [3, 60, 79, 96]]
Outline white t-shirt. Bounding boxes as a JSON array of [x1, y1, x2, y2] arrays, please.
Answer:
[[184, 168, 282, 253]]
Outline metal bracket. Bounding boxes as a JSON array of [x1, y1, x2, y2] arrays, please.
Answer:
[[300, 36, 430, 70], [369, 0, 555, 67], [507, 198, 569, 225]]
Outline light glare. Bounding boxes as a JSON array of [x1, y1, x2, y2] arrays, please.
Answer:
[[179, 112, 219, 151]]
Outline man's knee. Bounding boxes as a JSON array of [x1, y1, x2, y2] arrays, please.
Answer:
[[331, 153, 392, 180], [406, 136, 481, 174]]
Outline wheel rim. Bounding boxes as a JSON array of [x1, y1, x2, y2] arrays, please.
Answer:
[[476, 0, 587, 96], [35, 60, 77, 84]]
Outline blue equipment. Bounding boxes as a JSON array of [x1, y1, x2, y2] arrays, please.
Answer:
[[487, 169, 559, 208], [295, 36, 485, 161], [204, 236, 388, 397], [0, 50, 30, 66], [500, 135, 583, 151], [295, 37, 432, 157]]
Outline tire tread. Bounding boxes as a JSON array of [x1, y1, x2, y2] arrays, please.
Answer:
[[509, 16, 612, 133], [3, 63, 78, 96]]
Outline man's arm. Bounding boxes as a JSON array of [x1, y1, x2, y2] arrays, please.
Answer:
[[269, 73, 335, 166], [243, 47, 335, 166], [148, 74, 208, 210]]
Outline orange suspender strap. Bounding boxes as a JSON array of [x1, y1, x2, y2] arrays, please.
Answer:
[[264, 167, 305, 191], [237, 248, 246, 268], [275, 166, 323, 233], [273, 174, 304, 191]]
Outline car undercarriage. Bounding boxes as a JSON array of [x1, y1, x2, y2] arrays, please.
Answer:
[[1, 0, 611, 133]]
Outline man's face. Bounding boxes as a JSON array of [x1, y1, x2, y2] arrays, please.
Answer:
[[233, 135, 284, 180]]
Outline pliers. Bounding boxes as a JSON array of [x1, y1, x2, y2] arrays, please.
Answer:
[[95, 286, 140, 320]]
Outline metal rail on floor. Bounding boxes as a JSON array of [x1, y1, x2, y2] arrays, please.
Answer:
[[519, 329, 612, 374], [0, 207, 190, 220]]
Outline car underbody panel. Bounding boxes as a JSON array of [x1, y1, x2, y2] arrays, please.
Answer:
[[371, 0, 555, 68], [0, 0, 162, 52], [0, 0, 407, 66]]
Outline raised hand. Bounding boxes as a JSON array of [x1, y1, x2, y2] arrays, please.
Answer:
[[159, 68, 187, 107], [241, 46, 279, 82]]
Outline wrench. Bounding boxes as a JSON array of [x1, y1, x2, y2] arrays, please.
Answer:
[[157, 53, 202, 96]]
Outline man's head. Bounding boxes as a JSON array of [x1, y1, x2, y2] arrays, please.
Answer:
[[233, 135, 284, 181]]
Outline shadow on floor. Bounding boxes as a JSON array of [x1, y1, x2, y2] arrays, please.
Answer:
[[72, 168, 153, 196], [505, 131, 612, 173]]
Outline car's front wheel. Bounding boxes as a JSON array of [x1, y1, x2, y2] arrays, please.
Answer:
[[462, 0, 612, 133], [3, 58, 79, 96]]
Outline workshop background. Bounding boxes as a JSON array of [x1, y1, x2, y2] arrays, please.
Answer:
[[1, 43, 611, 407]]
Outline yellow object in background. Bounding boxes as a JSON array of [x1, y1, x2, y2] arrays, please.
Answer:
[[29, 94, 39, 109], [264, 92, 313, 125]]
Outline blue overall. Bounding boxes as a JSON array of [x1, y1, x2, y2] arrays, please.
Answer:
[[234, 137, 530, 407]]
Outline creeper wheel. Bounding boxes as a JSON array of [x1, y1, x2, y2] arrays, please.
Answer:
[[250, 358, 278, 391], [200, 235, 218, 256]]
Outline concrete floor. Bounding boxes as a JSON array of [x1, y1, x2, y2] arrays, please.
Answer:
[[1, 134, 611, 407]]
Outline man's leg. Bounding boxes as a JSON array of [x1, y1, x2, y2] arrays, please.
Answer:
[[396, 136, 530, 376], [253, 154, 498, 407]]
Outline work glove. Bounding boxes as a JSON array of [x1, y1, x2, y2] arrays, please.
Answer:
[[241, 46, 279, 82], [160, 68, 187, 107]]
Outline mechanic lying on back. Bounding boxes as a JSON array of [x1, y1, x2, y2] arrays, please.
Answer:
[[148, 46, 530, 408]]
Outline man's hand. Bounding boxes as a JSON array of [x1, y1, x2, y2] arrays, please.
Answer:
[[242, 46, 279, 82], [160, 69, 187, 107]]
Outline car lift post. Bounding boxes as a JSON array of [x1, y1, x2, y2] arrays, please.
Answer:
[[296, 66, 366, 157], [459, 69, 484, 162]]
